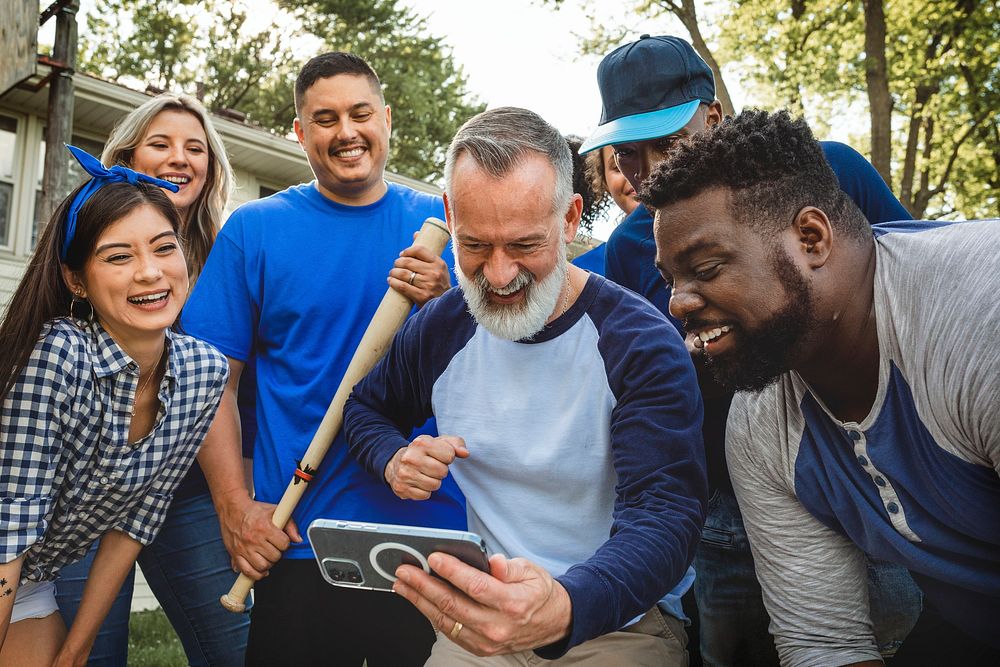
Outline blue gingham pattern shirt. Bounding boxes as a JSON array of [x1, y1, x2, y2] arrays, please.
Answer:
[[1, 318, 228, 582]]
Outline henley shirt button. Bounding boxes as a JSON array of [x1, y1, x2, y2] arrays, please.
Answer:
[[100, 476, 110, 485], [858, 455, 869, 467], [127, 363, 137, 371], [875, 476, 887, 487], [887, 501, 899, 514]]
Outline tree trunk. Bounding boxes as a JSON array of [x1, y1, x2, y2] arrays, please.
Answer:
[[911, 116, 935, 218], [898, 85, 933, 212], [862, 0, 893, 188], [665, 0, 737, 116]]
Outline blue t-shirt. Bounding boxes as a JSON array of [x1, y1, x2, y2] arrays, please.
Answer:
[[345, 274, 706, 655], [183, 182, 466, 558], [603, 141, 912, 494], [570, 242, 606, 275]]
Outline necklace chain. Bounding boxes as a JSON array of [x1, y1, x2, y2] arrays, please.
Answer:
[[558, 276, 573, 319], [130, 353, 162, 417]]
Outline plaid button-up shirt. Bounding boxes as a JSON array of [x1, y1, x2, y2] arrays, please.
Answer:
[[1, 318, 228, 582]]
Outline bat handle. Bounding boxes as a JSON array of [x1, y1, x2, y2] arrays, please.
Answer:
[[220, 573, 254, 613]]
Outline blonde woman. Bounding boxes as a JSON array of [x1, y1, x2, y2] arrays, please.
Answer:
[[55, 95, 249, 667]]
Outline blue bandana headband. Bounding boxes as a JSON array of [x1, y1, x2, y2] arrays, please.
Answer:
[[61, 144, 180, 261]]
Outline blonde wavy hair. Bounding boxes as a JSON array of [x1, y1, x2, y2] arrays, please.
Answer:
[[102, 93, 233, 281]]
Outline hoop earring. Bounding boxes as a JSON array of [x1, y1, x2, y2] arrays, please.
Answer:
[[70, 294, 94, 324]]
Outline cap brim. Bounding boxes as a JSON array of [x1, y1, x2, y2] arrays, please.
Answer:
[[580, 99, 701, 154]]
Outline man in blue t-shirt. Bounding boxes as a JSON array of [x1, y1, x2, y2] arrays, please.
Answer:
[[182, 52, 465, 666], [579, 35, 921, 664]]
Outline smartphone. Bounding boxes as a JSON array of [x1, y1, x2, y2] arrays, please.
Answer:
[[308, 519, 490, 592]]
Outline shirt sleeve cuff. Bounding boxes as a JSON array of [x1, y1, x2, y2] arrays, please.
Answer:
[[117, 492, 173, 545], [0, 496, 50, 563], [371, 435, 412, 485], [535, 565, 612, 659]]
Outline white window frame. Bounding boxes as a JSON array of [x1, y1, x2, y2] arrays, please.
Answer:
[[29, 124, 106, 254], [0, 110, 30, 257]]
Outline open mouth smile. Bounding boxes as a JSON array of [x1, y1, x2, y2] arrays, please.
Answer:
[[693, 325, 733, 353], [127, 291, 170, 308], [159, 174, 191, 186], [331, 145, 367, 159]]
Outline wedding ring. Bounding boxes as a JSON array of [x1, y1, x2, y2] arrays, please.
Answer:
[[408, 271, 417, 285], [450, 620, 463, 638]]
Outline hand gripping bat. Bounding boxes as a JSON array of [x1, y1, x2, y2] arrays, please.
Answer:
[[220, 217, 451, 612]]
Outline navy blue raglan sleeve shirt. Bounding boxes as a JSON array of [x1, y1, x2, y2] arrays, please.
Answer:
[[345, 277, 706, 656]]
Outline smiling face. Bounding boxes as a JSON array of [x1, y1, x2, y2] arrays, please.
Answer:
[[64, 204, 188, 349], [447, 152, 579, 341], [600, 145, 637, 215], [129, 110, 209, 219], [654, 187, 817, 392], [293, 74, 391, 206]]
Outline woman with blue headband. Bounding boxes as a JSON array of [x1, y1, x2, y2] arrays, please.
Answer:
[[55, 93, 253, 667], [0, 147, 229, 666]]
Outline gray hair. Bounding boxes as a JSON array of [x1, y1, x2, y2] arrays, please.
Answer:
[[444, 107, 573, 216]]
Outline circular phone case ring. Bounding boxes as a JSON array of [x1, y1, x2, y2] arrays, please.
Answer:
[[369, 541, 431, 582]]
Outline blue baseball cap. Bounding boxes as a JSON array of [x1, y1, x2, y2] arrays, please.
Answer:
[[580, 35, 716, 154]]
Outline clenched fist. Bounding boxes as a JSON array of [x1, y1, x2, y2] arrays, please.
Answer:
[[384, 435, 469, 500]]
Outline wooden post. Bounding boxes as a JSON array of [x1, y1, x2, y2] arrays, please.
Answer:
[[39, 0, 79, 223]]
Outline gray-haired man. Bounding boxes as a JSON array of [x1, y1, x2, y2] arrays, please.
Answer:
[[343, 107, 707, 664]]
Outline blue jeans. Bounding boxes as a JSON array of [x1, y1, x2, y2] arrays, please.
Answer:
[[55, 492, 249, 667], [694, 490, 923, 666]]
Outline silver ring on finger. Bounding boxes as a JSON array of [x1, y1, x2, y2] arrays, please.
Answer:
[[408, 270, 417, 285]]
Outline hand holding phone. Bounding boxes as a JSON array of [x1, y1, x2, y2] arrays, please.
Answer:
[[384, 435, 469, 500], [308, 520, 489, 593]]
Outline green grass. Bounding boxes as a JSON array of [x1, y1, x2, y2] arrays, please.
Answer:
[[128, 609, 186, 667]]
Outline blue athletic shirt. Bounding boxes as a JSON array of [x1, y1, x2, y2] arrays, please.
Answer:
[[182, 182, 466, 559], [344, 274, 707, 656], [570, 241, 606, 275], [603, 141, 913, 494]]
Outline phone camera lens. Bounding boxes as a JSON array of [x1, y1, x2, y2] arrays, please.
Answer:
[[331, 569, 344, 581], [348, 571, 362, 583]]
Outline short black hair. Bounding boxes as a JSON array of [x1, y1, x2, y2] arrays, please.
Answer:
[[294, 52, 383, 114], [639, 109, 869, 241]]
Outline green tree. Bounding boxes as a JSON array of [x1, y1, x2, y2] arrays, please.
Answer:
[[77, 0, 484, 182], [81, 0, 201, 90], [281, 0, 485, 181], [542, 0, 999, 218], [720, 0, 999, 218]]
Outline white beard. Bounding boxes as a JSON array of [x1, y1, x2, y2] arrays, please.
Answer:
[[455, 243, 568, 341]]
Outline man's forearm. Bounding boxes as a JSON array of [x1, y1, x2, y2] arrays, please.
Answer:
[[198, 358, 247, 508]]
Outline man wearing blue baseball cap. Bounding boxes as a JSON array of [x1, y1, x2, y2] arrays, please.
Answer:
[[580, 34, 922, 665]]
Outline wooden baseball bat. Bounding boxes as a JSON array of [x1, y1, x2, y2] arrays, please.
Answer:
[[220, 217, 451, 613]]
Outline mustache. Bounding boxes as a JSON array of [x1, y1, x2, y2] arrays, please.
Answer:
[[475, 269, 533, 296]]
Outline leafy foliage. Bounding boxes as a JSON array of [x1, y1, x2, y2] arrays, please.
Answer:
[[77, 0, 485, 181], [540, 0, 999, 218]]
